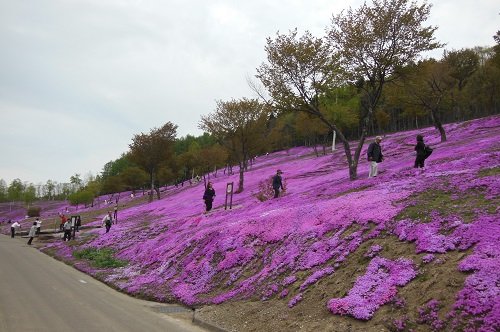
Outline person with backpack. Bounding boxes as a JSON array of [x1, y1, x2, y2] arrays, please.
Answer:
[[414, 134, 433, 169], [27, 222, 37, 245], [367, 136, 384, 178], [203, 182, 216, 212], [102, 211, 113, 233], [272, 169, 284, 198]]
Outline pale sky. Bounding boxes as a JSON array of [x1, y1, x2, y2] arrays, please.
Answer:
[[0, 0, 498, 185]]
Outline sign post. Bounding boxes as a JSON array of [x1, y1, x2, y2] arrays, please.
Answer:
[[225, 182, 234, 210]]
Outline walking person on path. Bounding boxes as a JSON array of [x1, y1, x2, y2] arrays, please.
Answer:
[[203, 182, 216, 212], [272, 169, 284, 198], [102, 211, 113, 233], [63, 219, 72, 241], [27, 222, 37, 245], [10, 221, 21, 238], [367, 136, 384, 178]]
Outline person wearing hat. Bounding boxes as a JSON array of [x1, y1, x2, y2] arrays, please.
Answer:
[[367, 136, 384, 178], [272, 169, 284, 198]]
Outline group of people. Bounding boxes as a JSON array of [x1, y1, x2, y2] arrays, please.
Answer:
[[201, 134, 432, 212], [367, 134, 433, 178]]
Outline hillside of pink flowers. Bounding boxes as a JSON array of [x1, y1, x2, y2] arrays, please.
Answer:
[[4, 116, 499, 331]]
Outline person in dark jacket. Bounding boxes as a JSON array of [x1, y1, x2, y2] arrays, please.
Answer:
[[367, 136, 384, 178], [272, 169, 284, 198], [203, 182, 216, 212], [414, 134, 426, 168]]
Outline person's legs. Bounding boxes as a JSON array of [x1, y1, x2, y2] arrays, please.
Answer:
[[415, 156, 425, 168], [11, 227, 14, 238], [106, 224, 111, 233], [27, 237, 33, 245], [369, 161, 378, 177], [274, 188, 280, 198], [206, 200, 212, 212]]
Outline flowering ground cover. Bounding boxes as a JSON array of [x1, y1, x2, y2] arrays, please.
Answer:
[[3, 115, 499, 331]]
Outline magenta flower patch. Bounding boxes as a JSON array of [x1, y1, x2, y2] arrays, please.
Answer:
[[327, 257, 417, 320]]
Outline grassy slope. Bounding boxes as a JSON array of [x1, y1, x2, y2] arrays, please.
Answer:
[[2, 116, 499, 332]]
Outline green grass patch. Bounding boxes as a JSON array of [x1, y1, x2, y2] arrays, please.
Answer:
[[478, 166, 500, 177], [397, 189, 496, 223], [73, 247, 127, 268]]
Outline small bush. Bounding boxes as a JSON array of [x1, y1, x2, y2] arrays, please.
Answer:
[[27, 206, 41, 217], [255, 176, 287, 202], [73, 247, 127, 268]]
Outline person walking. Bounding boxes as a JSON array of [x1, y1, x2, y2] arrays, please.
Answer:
[[367, 136, 384, 178], [63, 219, 72, 241], [27, 222, 37, 245], [203, 182, 216, 212], [59, 213, 67, 232], [10, 221, 21, 238], [414, 134, 426, 169], [35, 217, 42, 235], [272, 169, 284, 198], [102, 211, 113, 233]]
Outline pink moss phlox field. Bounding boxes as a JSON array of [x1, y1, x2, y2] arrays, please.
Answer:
[[327, 257, 417, 320], [7, 116, 499, 329]]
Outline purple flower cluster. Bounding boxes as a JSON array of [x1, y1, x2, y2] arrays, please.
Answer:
[[327, 257, 417, 320], [418, 299, 444, 331]]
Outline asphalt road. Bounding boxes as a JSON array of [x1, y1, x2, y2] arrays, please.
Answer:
[[0, 234, 207, 332]]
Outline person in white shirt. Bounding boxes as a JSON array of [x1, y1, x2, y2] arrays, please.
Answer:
[[102, 211, 113, 233], [10, 221, 21, 238], [35, 218, 42, 235], [27, 222, 37, 245], [63, 220, 72, 241]]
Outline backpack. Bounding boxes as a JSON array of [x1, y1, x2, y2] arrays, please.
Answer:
[[424, 145, 433, 159]]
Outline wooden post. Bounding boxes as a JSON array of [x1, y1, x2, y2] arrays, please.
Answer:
[[225, 182, 234, 210]]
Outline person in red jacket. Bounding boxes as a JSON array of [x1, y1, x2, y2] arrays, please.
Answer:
[[59, 213, 67, 232]]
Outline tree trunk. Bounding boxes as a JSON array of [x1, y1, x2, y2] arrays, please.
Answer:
[[430, 108, 447, 142], [237, 162, 244, 193], [313, 145, 319, 157], [436, 121, 447, 142], [149, 173, 154, 203]]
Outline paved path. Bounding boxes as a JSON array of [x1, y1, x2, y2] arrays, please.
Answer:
[[0, 235, 206, 332]]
